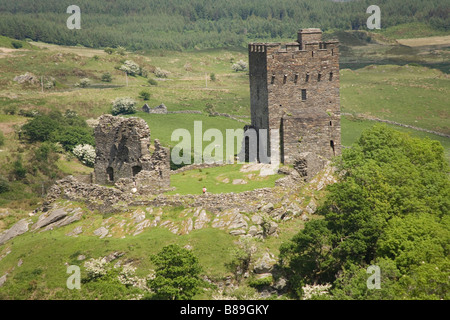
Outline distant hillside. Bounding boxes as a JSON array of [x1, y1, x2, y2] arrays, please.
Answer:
[[0, 0, 448, 50]]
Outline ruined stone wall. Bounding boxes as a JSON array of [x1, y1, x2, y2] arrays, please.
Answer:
[[94, 115, 170, 192], [94, 115, 153, 185]]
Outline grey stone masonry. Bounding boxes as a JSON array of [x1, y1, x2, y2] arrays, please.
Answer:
[[93, 115, 170, 191], [247, 28, 341, 169]]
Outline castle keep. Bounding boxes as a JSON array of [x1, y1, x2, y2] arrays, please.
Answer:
[[247, 28, 341, 175]]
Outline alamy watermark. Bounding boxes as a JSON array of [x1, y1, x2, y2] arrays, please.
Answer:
[[366, 265, 381, 289], [66, 265, 81, 290], [171, 121, 280, 175], [366, 5, 381, 30], [67, 5, 81, 30]]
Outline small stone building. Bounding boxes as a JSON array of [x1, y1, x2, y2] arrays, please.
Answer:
[[141, 103, 168, 114], [93, 114, 170, 192], [245, 28, 341, 179]]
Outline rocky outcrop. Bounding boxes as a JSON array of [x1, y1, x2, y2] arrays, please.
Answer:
[[0, 219, 32, 245]]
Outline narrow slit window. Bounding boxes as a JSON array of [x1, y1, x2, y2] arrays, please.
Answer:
[[305, 73, 309, 82], [107, 167, 114, 182], [294, 74, 298, 84], [271, 75, 275, 84], [329, 72, 333, 81], [318, 73, 322, 82], [283, 74, 287, 84], [330, 140, 335, 156], [301, 89, 307, 101]]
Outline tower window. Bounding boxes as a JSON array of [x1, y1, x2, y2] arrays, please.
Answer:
[[283, 74, 287, 84], [271, 75, 275, 84], [330, 140, 335, 156], [301, 89, 307, 101], [318, 73, 322, 82], [305, 73, 309, 82], [329, 72, 333, 81], [106, 167, 114, 182], [294, 74, 298, 84]]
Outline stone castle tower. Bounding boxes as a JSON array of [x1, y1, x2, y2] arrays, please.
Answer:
[[247, 28, 341, 174]]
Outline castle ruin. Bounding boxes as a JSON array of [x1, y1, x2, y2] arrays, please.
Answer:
[[246, 28, 341, 179], [93, 114, 170, 193]]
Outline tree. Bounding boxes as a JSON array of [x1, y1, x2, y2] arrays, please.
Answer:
[[279, 124, 450, 299], [148, 244, 204, 300], [119, 60, 140, 76], [21, 115, 60, 142]]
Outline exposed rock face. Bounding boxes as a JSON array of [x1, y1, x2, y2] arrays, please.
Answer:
[[0, 219, 31, 245], [253, 252, 277, 274], [93, 115, 170, 193], [13, 72, 40, 85]]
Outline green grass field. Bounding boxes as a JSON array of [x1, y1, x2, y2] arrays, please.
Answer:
[[168, 164, 283, 195]]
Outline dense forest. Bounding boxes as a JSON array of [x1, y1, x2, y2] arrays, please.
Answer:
[[0, 0, 448, 50]]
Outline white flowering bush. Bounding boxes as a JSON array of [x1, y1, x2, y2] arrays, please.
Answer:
[[83, 257, 152, 296], [84, 258, 109, 280], [73, 144, 96, 167], [231, 60, 247, 72], [111, 97, 137, 115], [154, 67, 170, 78], [75, 78, 90, 88], [119, 60, 140, 76], [302, 283, 332, 300]]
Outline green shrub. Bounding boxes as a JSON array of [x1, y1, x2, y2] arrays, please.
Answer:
[[139, 90, 151, 101], [249, 276, 273, 289], [0, 131, 4, 146], [11, 40, 23, 49], [147, 78, 158, 86], [51, 126, 95, 151], [104, 47, 114, 55], [13, 156, 27, 180], [101, 72, 112, 82], [21, 115, 60, 142], [0, 175, 10, 193], [148, 244, 205, 300]]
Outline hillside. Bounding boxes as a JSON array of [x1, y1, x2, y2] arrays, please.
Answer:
[[0, 0, 448, 50], [0, 29, 449, 301]]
